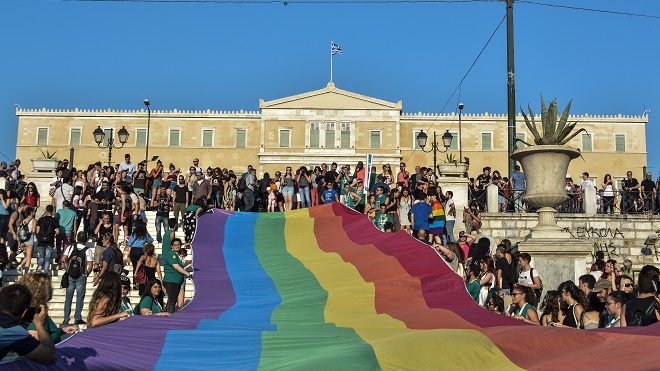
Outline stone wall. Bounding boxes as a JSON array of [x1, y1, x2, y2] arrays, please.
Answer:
[[480, 213, 660, 272]]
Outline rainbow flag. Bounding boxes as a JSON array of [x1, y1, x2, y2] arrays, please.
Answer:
[[9, 204, 660, 370], [428, 199, 446, 233]]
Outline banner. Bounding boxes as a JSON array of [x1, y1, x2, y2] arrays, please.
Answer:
[[364, 153, 373, 195]]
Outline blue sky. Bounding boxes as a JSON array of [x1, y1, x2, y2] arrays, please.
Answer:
[[2, 0, 659, 174]]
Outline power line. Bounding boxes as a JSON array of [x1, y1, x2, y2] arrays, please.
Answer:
[[519, 1, 660, 20], [63, 0, 497, 4], [404, 13, 506, 164]]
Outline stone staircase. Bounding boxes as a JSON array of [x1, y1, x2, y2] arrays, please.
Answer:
[[1, 211, 194, 328]]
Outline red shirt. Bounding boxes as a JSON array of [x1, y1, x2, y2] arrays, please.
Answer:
[[25, 193, 39, 207]]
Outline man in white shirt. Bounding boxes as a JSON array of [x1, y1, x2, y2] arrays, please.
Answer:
[[62, 231, 94, 325], [53, 177, 74, 211], [580, 172, 595, 191], [444, 191, 456, 243], [117, 154, 136, 183]]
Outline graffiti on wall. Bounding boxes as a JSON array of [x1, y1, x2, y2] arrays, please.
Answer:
[[562, 227, 625, 260]]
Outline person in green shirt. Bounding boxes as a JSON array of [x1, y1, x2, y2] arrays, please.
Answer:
[[466, 264, 481, 302], [341, 184, 362, 210], [18, 272, 77, 342], [163, 238, 193, 313], [137, 279, 170, 316]]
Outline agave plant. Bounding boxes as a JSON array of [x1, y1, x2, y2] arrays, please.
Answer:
[[39, 149, 58, 159], [518, 96, 588, 146], [443, 152, 459, 164]]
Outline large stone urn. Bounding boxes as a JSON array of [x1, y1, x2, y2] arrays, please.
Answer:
[[512, 145, 590, 293], [511, 145, 580, 234]]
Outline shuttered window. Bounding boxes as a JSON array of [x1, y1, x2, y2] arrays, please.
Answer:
[[69, 128, 81, 146], [325, 122, 335, 148], [370, 131, 381, 149], [202, 129, 213, 148], [136, 129, 147, 147], [615, 134, 625, 152], [236, 129, 247, 148], [169, 129, 180, 147], [340, 122, 350, 148], [310, 123, 320, 148], [279, 129, 290, 148], [37, 128, 49, 146], [581, 133, 592, 152], [481, 132, 492, 151]]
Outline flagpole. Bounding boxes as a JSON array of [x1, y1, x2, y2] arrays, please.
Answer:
[[330, 40, 333, 82]]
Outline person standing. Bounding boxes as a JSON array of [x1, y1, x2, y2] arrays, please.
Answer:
[[35, 205, 60, 274], [132, 162, 148, 196], [151, 183, 172, 243], [62, 231, 94, 325], [475, 167, 491, 211], [117, 154, 136, 183], [242, 168, 257, 212], [509, 165, 525, 213], [640, 172, 656, 214], [444, 191, 456, 243], [163, 238, 193, 313], [621, 170, 639, 214], [55, 200, 78, 269], [53, 177, 74, 211]]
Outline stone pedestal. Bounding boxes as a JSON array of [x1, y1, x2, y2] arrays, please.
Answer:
[[584, 186, 597, 215], [517, 235, 592, 295], [25, 172, 56, 207], [436, 176, 469, 226], [487, 184, 499, 213]]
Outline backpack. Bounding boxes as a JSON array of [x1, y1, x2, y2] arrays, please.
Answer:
[[299, 175, 309, 188], [109, 246, 124, 274], [17, 221, 31, 243], [66, 246, 88, 279], [508, 255, 518, 288], [625, 298, 658, 327], [529, 268, 544, 302], [237, 176, 248, 192], [36, 215, 56, 244]]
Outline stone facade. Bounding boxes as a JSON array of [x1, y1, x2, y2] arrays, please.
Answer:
[[480, 213, 660, 272], [16, 82, 648, 181]]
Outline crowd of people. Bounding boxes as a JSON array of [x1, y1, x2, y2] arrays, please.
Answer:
[[0, 153, 659, 365], [438, 235, 660, 328]]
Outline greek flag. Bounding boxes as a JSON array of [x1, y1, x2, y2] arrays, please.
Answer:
[[331, 43, 343, 55]]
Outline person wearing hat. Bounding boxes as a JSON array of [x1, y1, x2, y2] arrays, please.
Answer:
[[119, 275, 133, 315], [58, 159, 71, 179], [191, 169, 211, 205]]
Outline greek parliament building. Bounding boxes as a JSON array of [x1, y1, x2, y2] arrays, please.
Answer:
[[16, 82, 648, 181]]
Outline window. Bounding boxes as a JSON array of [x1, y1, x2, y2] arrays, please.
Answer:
[[279, 129, 291, 148], [37, 127, 49, 146], [340, 122, 351, 149], [69, 128, 81, 146], [615, 134, 625, 152], [309, 122, 320, 148], [235, 129, 247, 148], [448, 131, 459, 151], [135, 129, 147, 148], [102, 128, 113, 147], [325, 122, 335, 148], [581, 133, 592, 152], [202, 129, 214, 148], [413, 130, 423, 150], [169, 129, 181, 147], [370, 130, 381, 149], [481, 132, 493, 151], [516, 132, 526, 148]]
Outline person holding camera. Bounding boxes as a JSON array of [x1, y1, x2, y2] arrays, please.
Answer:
[[0, 284, 56, 365], [601, 174, 616, 214]]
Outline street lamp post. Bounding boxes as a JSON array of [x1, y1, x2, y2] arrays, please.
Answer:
[[144, 99, 151, 167], [458, 103, 464, 162], [93, 126, 129, 167], [416, 130, 453, 177]]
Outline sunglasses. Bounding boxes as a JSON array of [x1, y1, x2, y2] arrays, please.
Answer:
[[624, 283, 633, 288], [511, 293, 522, 297]]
